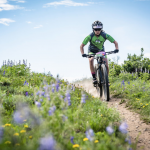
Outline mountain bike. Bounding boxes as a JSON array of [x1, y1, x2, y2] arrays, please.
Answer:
[[86, 50, 117, 101]]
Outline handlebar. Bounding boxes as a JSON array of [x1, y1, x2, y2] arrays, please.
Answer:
[[85, 50, 118, 58]]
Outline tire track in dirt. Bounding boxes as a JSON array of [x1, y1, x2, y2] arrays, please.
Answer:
[[73, 78, 150, 150]]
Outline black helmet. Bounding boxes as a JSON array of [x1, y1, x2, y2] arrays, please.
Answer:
[[92, 20, 103, 29]]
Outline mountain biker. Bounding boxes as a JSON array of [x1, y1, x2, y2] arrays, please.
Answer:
[[80, 20, 119, 84]]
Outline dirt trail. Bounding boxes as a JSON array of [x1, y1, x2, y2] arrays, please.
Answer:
[[74, 79, 150, 150]]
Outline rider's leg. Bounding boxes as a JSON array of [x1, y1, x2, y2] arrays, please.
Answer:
[[88, 57, 97, 84]]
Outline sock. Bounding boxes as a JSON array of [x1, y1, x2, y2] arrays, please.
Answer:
[[91, 72, 96, 79]]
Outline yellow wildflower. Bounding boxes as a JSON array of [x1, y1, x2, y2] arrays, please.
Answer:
[[5, 124, 11, 127], [146, 104, 148, 105], [94, 140, 99, 143], [20, 130, 26, 133], [140, 103, 142, 105], [73, 144, 79, 148], [83, 138, 88, 141], [101, 114, 103, 117], [5, 141, 11, 144], [29, 136, 33, 139], [143, 106, 145, 108], [14, 133, 19, 136], [24, 125, 28, 128], [15, 143, 20, 146], [1, 125, 5, 128]]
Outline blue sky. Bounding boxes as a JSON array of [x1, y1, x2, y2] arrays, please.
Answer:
[[0, 0, 150, 82]]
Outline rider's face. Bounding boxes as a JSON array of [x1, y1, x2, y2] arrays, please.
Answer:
[[94, 29, 101, 35]]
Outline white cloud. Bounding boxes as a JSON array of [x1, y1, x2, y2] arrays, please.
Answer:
[[34, 25, 43, 29], [10, 0, 26, 3], [0, 0, 23, 11], [144, 53, 150, 59], [27, 21, 32, 24], [43, 0, 88, 7], [0, 18, 15, 26]]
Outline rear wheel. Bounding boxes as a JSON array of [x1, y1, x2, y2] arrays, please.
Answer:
[[94, 64, 102, 98], [101, 64, 110, 101]]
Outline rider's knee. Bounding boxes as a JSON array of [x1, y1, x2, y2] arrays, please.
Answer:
[[89, 57, 94, 64]]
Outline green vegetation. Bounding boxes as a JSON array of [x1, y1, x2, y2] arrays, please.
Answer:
[[0, 61, 133, 150], [109, 48, 150, 123]]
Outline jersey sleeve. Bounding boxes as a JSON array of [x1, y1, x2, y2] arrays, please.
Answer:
[[82, 35, 91, 45], [106, 34, 115, 43]]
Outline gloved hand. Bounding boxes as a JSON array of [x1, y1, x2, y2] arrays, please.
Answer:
[[82, 54, 87, 57], [114, 49, 119, 53]]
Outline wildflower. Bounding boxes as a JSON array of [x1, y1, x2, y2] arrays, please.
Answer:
[[14, 133, 19, 136], [81, 94, 86, 103], [48, 106, 56, 116], [73, 144, 79, 148], [23, 120, 27, 122], [35, 101, 41, 108], [83, 138, 88, 141], [39, 136, 56, 150], [70, 136, 75, 144], [40, 99, 43, 102], [20, 130, 26, 133], [5, 124, 11, 127], [121, 80, 125, 86], [52, 88, 55, 93], [24, 125, 28, 128], [125, 136, 131, 145], [94, 140, 99, 143], [0, 127, 4, 143], [65, 91, 71, 106], [3, 71, 5, 75], [15, 143, 20, 146], [106, 126, 114, 135], [146, 104, 148, 105], [60, 95, 63, 99], [62, 115, 68, 122], [85, 129, 94, 141], [143, 106, 145, 108], [119, 122, 128, 134], [5, 141, 11, 144], [128, 82, 130, 85], [56, 83, 59, 92], [31, 93, 33, 96], [13, 111, 24, 124], [25, 92, 28, 96], [29, 136, 33, 139]]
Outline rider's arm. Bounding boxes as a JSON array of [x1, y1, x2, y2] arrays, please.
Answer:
[[80, 43, 85, 55], [80, 35, 91, 55], [113, 40, 119, 50]]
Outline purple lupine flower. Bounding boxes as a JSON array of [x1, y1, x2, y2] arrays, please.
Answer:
[[119, 122, 128, 134], [13, 111, 24, 124], [23, 81, 27, 85], [25, 92, 28, 96], [40, 99, 43, 102], [85, 129, 94, 141], [125, 136, 131, 145], [62, 115, 68, 121], [128, 82, 130, 85], [71, 85, 73, 90], [35, 101, 41, 108], [39, 136, 56, 150], [0, 127, 4, 143], [60, 95, 63, 99], [106, 126, 114, 135], [133, 85, 134, 86], [65, 91, 71, 106], [36, 91, 39, 96], [41, 92, 45, 96], [121, 80, 125, 86], [70, 136, 75, 144], [81, 94, 86, 103], [31, 93, 33, 96], [48, 106, 56, 116], [128, 148, 132, 150], [55, 83, 59, 92], [50, 74, 53, 77], [3, 71, 5, 75], [47, 97, 51, 101], [52, 88, 55, 93]]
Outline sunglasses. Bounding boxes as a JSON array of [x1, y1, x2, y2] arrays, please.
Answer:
[[94, 29, 101, 31]]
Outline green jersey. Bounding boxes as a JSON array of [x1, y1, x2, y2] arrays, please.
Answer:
[[82, 31, 115, 53]]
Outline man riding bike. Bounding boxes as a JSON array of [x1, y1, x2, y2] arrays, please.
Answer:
[[80, 20, 119, 84]]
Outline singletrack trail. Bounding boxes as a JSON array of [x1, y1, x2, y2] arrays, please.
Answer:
[[73, 78, 150, 150]]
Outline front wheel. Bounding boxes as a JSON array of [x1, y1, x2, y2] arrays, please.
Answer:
[[101, 64, 110, 101], [94, 64, 102, 98]]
